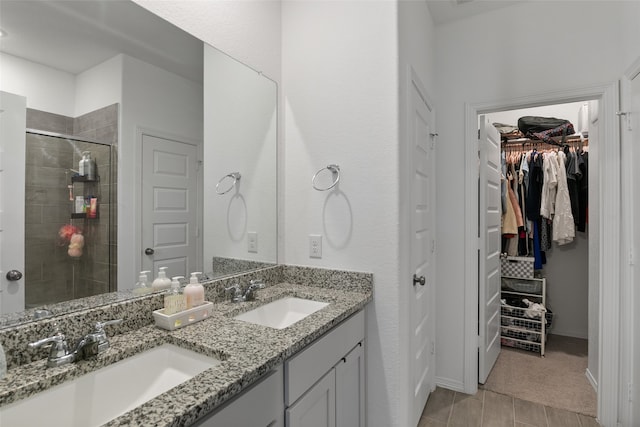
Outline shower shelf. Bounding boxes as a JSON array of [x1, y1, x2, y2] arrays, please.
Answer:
[[71, 175, 99, 183]]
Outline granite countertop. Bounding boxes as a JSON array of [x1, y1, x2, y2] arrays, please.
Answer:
[[0, 281, 372, 427]]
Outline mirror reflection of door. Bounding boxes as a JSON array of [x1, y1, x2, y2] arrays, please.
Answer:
[[141, 133, 198, 279], [0, 91, 26, 314]]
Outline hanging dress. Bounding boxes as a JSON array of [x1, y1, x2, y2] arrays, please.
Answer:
[[552, 151, 575, 245]]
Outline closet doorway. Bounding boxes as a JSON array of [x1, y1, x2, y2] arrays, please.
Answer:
[[462, 81, 621, 426], [481, 101, 596, 417]]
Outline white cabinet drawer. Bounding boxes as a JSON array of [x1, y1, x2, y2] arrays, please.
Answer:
[[285, 310, 364, 406]]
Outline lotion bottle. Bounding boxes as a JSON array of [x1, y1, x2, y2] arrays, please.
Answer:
[[133, 270, 151, 294], [152, 266, 171, 291], [164, 276, 186, 315], [184, 272, 205, 308]]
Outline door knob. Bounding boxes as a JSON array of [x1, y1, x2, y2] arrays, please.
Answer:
[[6, 270, 23, 281], [413, 274, 425, 286], [144, 248, 155, 255]]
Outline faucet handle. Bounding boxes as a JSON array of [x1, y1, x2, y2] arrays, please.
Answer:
[[94, 318, 123, 332], [249, 279, 265, 288], [89, 319, 123, 352], [225, 284, 243, 301], [28, 325, 71, 363]]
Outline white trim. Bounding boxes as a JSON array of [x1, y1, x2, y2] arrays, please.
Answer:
[[617, 57, 640, 427], [435, 377, 465, 393], [463, 83, 620, 426], [586, 368, 598, 392]]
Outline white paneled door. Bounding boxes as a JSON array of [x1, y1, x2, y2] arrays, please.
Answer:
[[141, 134, 198, 279], [478, 116, 502, 384], [409, 76, 436, 426], [0, 91, 26, 314]]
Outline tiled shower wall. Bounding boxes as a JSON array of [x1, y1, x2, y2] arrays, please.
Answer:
[[24, 105, 118, 307]]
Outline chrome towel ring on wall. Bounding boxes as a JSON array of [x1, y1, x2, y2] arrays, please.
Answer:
[[216, 172, 241, 195], [312, 164, 340, 191]]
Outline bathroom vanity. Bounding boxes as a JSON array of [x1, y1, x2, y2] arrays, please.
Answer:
[[0, 265, 372, 427]]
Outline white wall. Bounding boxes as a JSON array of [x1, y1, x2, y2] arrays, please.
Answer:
[[203, 45, 277, 266], [0, 52, 76, 116], [281, 2, 401, 425], [132, 0, 281, 81], [434, 0, 640, 389], [118, 54, 203, 287], [74, 55, 123, 118]]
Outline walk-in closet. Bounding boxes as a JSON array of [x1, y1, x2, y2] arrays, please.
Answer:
[[481, 101, 597, 417]]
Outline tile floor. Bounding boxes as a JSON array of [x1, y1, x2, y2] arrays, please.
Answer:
[[419, 387, 601, 427]]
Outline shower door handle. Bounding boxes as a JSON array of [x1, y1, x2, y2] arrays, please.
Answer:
[[144, 248, 155, 255], [6, 270, 23, 281]]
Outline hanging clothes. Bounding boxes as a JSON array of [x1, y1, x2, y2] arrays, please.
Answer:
[[552, 151, 575, 245], [540, 151, 558, 220], [577, 152, 589, 232]]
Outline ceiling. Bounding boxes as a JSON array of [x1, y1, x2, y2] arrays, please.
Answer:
[[0, 0, 528, 82], [0, 0, 203, 84], [426, 0, 527, 26]]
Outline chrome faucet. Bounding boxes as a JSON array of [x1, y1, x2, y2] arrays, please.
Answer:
[[225, 279, 265, 302], [28, 323, 74, 367], [29, 319, 123, 367]]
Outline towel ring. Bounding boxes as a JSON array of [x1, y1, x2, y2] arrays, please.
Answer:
[[312, 164, 340, 191], [216, 172, 241, 195]]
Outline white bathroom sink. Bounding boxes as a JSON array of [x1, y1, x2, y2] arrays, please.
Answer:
[[234, 297, 329, 329], [0, 343, 221, 427]]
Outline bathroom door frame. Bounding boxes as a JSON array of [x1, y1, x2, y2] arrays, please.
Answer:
[[461, 82, 620, 425]]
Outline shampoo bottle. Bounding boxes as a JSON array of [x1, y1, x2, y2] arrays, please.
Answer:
[[152, 266, 171, 291], [133, 270, 151, 294], [184, 272, 205, 308], [164, 276, 187, 315]]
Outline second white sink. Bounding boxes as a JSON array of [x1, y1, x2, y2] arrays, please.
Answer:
[[234, 297, 329, 329], [0, 343, 221, 427]]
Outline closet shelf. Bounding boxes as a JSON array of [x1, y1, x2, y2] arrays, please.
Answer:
[[501, 135, 588, 147]]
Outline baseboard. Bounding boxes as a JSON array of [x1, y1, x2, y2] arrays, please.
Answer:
[[548, 330, 588, 340], [435, 376, 465, 393], [585, 368, 597, 391]]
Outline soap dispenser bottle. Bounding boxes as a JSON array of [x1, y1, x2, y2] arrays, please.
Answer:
[[133, 270, 151, 294], [152, 266, 171, 291], [184, 272, 205, 308], [164, 276, 187, 315]]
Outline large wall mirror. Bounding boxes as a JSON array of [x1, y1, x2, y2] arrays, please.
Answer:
[[0, 0, 277, 327]]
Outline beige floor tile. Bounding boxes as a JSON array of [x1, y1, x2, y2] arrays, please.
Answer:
[[455, 389, 484, 402], [545, 406, 581, 427], [418, 417, 447, 427], [577, 413, 601, 427], [514, 398, 547, 426], [422, 387, 455, 423], [482, 391, 514, 427], [448, 393, 483, 427]]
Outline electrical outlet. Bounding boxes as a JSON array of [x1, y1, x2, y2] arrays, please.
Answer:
[[248, 232, 258, 253], [309, 234, 322, 258]]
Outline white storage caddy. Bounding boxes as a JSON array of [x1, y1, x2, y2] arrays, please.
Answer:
[[153, 302, 214, 331]]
